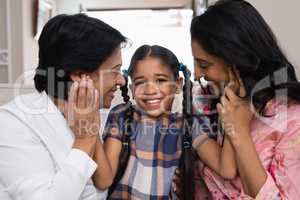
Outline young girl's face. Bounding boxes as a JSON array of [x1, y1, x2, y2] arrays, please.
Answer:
[[130, 57, 182, 119]]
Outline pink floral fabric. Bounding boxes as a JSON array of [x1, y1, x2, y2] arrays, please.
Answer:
[[197, 98, 300, 199]]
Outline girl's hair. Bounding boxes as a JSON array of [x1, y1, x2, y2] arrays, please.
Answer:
[[179, 63, 195, 200], [191, 0, 300, 113], [127, 45, 180, 79], [107, 75, 133, 197], [113, 45, 195, 199], [34, 13, 127, 100]]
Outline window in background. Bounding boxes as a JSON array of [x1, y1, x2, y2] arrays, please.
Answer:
[[86, 9, 194, 75], [35, 0, 55, 40], [87, 9, 194, 115], [0, 0, 9, 84], [194, 0, 207, 15]]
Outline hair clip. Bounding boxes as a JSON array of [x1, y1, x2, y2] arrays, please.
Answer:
[[179, 63, 186, 72], [122, 69, 129, 77], [183, 141, 191, 149]]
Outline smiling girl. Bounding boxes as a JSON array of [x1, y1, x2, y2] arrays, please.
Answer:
[[94, 45, 237, 199]]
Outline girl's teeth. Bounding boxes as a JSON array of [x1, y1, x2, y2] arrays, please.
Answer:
[[147, 99, 161, 104]]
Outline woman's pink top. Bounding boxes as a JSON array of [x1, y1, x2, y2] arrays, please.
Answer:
[[199, 98, 300, 199]]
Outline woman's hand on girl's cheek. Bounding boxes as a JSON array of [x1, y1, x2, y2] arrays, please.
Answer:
[[217, 86, 253, 139]]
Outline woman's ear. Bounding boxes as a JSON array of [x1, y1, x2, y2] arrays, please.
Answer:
[[176, 77, 184, 94]]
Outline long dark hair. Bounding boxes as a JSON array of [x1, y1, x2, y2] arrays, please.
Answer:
[[179, 63, 195, 200], [107, 74, 133, 197], [112, 45, 195, 199], [34, 13, 127, 100], [191, 0, 300, 113]]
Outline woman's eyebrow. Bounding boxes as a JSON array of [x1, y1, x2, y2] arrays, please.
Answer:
[[194, 58, 210, 63]]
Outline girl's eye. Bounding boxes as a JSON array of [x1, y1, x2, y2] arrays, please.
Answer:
[[157, 78, 168, 83]]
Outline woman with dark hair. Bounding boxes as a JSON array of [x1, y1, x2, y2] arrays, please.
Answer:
[[0, 14, 126, 200], [190, 0, 300, 199]]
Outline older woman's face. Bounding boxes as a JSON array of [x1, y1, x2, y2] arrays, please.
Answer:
[[191, 40, 230, 88], [90, 47, 125, 108]]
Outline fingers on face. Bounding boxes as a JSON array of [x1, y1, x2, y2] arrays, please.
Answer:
[[232, 67, 244, 89], [86, 77, 94, 109], [75, 75, 99, 112], [225, 86, 239, 103], [94, 89, 100, 112], [219, 87, 239, 115], [67, 81, 79, 121], [221, 95, 229, 107], [228, 68, 240, 94], [78, 75, 87, 109], [69, 81, 79, 106]]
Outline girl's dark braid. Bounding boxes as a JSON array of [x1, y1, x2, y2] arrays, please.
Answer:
[[108, 74, 133, 197], [178, 65, 195, 200]]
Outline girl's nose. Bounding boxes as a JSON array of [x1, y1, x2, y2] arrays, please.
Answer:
[[144, 82, 158, 95]]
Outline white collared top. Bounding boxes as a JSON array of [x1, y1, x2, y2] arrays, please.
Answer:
[[0, 91, 107, 200]]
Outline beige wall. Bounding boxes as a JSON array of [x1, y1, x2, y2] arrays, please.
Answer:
[[0, 0, 7, 50], [0, 0, 8, 83], [9, 0, 25, 82], [55, 0, 192, 13], [0, 0, 39, 83], [248, 0, 300, 77], [22, 0, 39, 74], [0, 0, 37, 83]]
